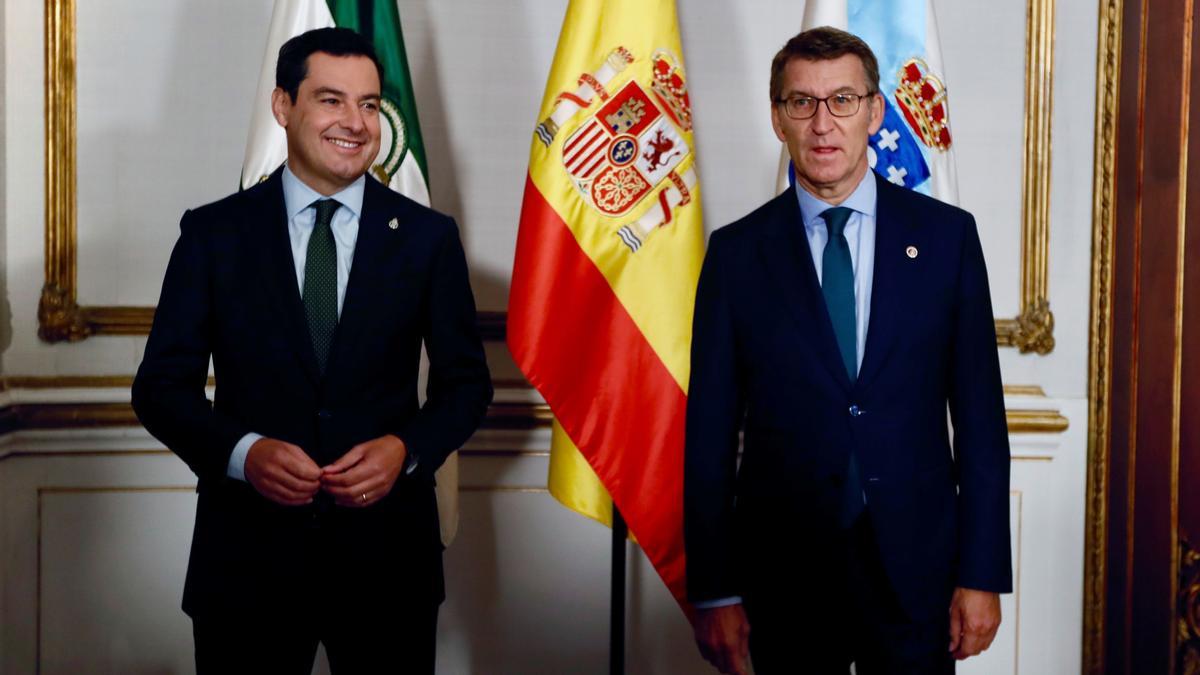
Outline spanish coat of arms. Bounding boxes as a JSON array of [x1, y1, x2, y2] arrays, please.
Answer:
[[536, 48, 697, 253]]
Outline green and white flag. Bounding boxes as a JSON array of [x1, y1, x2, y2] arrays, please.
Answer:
[[241, 0, 431, 208], [242, 0, 454, 544]]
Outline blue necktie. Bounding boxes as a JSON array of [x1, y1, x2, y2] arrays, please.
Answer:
[[820, 206, 864, 526], [303, 199, 340, 374], [820, 207, 857, 382]]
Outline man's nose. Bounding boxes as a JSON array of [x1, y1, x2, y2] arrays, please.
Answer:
[[810, 101, 836, 132], [341, 105, 366, 132]]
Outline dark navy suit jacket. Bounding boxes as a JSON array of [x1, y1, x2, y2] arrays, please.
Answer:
[[132, 168, 492, 618], [684, 173, 1011, 620]]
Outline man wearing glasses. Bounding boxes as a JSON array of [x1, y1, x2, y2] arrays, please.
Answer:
[[684, 27, 1011, 674]]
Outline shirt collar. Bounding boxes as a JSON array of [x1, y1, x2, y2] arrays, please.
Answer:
[[281, 164, 366, 222], [794, 169, 877, 230]]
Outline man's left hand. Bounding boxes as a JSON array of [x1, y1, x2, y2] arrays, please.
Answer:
[[948, 587, 1001, 660], [320, 434, 407, 507]]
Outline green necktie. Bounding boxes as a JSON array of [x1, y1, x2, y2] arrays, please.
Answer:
[[820, 206, 864, 526], [303, 199, 340, 374]]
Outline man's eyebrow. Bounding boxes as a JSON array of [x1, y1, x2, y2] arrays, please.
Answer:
[[311, 87, 381, 102], [784, 85, 861, 97]]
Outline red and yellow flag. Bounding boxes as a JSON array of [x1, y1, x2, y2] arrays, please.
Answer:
[[507, 0, 704, 609]]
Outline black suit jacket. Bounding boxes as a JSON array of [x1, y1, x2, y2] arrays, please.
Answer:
[[132, 169, 492, 617], [684, 174, 1012, 620]]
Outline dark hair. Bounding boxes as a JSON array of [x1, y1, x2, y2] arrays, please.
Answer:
[[276, 27, 384, 101], [769, 27, 881, 101]]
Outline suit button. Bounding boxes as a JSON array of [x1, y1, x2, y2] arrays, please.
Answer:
[[317, 409, 333, 420], [848, 405, 862, 417]]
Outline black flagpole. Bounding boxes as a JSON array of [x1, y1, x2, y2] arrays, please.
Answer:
[[610, 506, 627, 675]]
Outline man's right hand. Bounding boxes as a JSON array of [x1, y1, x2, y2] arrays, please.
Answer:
[[693, 604, 751, 675], [244, 438, 321, 506]]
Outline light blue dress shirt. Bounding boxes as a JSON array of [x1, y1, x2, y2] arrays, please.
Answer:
[[795, 172, 876, 375], [226, 166, 366, 481], [693, 171, 877, 611]]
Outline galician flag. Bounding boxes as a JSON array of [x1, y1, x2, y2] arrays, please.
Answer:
[[241, 0, 456, 544], [779, 0, 958, 204], [508, 0, 705, 608]]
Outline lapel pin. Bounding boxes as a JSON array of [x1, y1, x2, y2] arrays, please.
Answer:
[[388, 217, 399, 230], [906, 245, 918, 259]]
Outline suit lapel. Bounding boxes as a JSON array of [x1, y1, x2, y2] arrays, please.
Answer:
[[254, 170, 322, 385], [325, 177, 396, 378], [857, 175, 916, 389], [758, 192, 854, 392]]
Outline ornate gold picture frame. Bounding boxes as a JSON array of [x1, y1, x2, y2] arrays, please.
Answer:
[[38, 0, 1056, 352], [996, 0, 1057, 355]]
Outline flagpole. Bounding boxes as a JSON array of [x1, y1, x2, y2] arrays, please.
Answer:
[[610, 506, 627, 675]]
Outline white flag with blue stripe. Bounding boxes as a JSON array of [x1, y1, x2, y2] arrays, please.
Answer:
[[778, 0, 958, 205]]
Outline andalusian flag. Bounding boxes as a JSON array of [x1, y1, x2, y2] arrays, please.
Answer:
[[241, 0, 455, 544], [508, 0, 704, 608], [778, 0, 959, 204]]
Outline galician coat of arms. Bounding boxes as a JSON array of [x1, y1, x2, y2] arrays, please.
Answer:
[[535, 48, 697, 253]]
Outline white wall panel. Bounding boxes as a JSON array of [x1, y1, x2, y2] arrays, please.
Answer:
[[39, 489, 196, 674], [74, 0, 273, 307]]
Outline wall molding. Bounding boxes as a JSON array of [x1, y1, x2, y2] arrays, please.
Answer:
[[0, 374, 1072, 437]]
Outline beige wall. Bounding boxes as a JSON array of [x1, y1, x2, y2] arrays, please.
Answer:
[[0, 1, 1098, 673]]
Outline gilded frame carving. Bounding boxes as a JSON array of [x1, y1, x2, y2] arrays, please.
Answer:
[[39, 0, 1057, 349], [1083, 0, 1120, 671], [38, 0, 150, 341], [992, 0, 1058, 355]]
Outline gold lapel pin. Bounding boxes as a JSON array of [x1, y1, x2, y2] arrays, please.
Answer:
[[388, 217, 399, 230], [906, 245, 918, 259]]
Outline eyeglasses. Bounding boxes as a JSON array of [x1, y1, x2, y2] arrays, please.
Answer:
[[774, 92, 874, 120]]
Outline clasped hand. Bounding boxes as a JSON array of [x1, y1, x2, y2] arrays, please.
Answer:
[[244, 435, 407, 507]]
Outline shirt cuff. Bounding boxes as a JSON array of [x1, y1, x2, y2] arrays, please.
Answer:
[[693, 596, 743, 610], [227, 432, 263, 482]]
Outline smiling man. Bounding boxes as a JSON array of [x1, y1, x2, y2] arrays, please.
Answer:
[[684, 27, 1012, 674], [132, 28, 492, 673]]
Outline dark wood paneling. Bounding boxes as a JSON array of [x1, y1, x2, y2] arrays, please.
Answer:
[[1104, 0, 1145, 670], [1179, 2, 1200, 669], [1104, 0, 1199, 672]]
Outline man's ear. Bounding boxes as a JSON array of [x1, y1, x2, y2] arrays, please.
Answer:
[[866, 92, 886, 135], [270, 87, 291, 128], [770, 103, 786, 143]]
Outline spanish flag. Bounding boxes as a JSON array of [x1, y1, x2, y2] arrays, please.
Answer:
[[507, 0, 704, 609]]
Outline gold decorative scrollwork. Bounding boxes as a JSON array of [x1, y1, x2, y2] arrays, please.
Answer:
[[37, 284, 90, 342], [1179, 538, 1200, 675], [1011, 297, 1056, 355]]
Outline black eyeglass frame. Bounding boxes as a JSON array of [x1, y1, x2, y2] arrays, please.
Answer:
[[773, 92, 877, 120]]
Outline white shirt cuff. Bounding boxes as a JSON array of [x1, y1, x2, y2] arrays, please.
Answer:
[[693, 596, 743, 609], [227, 432, 263, 482]]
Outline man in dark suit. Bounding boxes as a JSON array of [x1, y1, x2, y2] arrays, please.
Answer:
[[685, 27, 1011, 674], [132, 28, 491, 673]]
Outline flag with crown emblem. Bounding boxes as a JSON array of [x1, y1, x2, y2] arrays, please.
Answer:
[[507, 0, 705, 609], [778, 0, 958, 204]]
